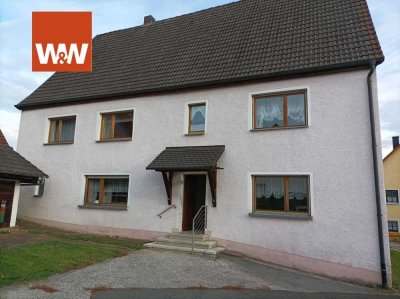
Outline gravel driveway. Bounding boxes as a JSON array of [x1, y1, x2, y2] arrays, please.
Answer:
[[0, 249, 383, 299]]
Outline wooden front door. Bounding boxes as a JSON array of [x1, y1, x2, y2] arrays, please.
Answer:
[[0, 181, 15, 228], [182, 175, 206, 231]]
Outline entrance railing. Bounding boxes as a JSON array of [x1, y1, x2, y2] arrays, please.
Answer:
[[192, 205, 207, 254]]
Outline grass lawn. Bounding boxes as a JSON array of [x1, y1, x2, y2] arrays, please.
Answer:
[[0, 240, 125, 287], [54, 234, 142, 250], [391, 249, 400, 290], [0, 224, 143, 288]]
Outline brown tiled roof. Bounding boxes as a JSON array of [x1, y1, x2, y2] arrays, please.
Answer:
[[16, 0, 383, 110], [0, 130, 48, 181], [146, 145, 225, 171]]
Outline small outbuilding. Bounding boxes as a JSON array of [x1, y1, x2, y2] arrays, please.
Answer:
[[0, 129, 47, 229]]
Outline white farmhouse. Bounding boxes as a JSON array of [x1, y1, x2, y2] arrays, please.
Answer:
[[15, 0, 390, 287]]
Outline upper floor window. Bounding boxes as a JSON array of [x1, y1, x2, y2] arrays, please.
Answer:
[[48, 116, 76, 143], [252, 175, 310, 215], [252, 90, 307, 130], [188, 102, 206, 134], [386, 190, 399, 204], [84, 176, 129, 207], [100, 111, 133, 141]]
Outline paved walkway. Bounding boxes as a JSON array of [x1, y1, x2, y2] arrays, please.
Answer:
[[0, 249, 392, 299], [93, 289, 399, 299]]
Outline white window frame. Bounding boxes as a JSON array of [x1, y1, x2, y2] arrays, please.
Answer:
[[248, 86, 311, 130], [43, 113, 77, 144], [82, 173, 131, 208], [388, 219, 399, 233], [183, 100, 208, 135], [386, 189, 400, 205], [248, 172, 314, 217], [95, 107, 135, 141]]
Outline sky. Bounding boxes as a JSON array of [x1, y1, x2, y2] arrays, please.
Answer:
[[0, 0, 399, 157]]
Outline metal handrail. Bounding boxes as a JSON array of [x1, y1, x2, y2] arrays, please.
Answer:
[[192, 205, 207, 254], [157, 204, 176, 218]]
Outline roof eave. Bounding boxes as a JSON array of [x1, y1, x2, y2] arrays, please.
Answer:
[[15, 58, 384, 111], [0, 173, 47, 183]]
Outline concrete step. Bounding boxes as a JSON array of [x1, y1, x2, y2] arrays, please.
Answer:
[[155, 237, 217, 249], [143, 242, 225, 257], [167, 232, 210, 241]]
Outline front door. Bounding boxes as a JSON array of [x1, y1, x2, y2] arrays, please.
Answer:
[[182, 174, 206, 231]]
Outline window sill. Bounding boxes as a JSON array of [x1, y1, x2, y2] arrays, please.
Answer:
[[250, 125, 308, 132], [185, 132, 205, 136], [78, 205, 128, 211], [248, 212, 312, 220], [44, 142, 74, 145], [96, 138, 132, 143], [387, 203, 399, 205]]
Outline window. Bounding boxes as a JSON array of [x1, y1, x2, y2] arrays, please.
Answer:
[[388, 220, 399, 233], [84, 176, 129, 206], [252, 90, 307, 129], [100, 111, 133, 140], [386, 190, 399, 204], [48, 116, 76, 143], [188, 102, 206, 134], [252, 175, 310, 214]]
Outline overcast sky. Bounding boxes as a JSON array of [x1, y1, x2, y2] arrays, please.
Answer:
[[0, 0, 399, 156]]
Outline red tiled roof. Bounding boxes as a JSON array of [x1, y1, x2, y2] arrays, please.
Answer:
[[0, 129, 8, 145]]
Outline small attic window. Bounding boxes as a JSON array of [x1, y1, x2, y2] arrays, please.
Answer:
[[187, 102, 206, 135]]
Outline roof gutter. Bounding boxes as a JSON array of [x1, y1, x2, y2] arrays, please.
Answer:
[[367, 59, 388, 288]]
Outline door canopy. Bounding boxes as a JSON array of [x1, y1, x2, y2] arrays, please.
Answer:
[[146, 145, 225, 207]]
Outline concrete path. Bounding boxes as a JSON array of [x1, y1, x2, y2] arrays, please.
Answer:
[[93, 289, 399, 299], [0, 249, 391, 299]]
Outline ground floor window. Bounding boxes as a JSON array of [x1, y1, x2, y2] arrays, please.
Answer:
[[388, 220, 399, 233], [84, 176, 129, 207], [252, 175, 310, 215]]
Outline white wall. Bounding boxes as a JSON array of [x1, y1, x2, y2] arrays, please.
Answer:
[[9, 181, 20, 227], [17, 69, 389, 275]]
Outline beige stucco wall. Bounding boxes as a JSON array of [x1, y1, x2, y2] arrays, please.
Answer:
[[16, 69, 390, 284], [384, 148, 400, 236], [384, 149, 400, 190]]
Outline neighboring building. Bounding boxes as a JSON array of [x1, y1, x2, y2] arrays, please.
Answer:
[[385, 137, 400, 240], [0, 130, 47, 229], [15, 0, 390, 286]]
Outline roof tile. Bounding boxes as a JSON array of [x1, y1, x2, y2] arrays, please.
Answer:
[[17, 0, 383, 109]]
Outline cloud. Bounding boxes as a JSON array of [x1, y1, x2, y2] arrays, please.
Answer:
[[368, 0, 400, 157], [380, 99, 400, 157], [0, 109, 20, 148]]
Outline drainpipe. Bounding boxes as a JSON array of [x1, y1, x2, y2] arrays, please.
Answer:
[[367, 60, 388, 288]]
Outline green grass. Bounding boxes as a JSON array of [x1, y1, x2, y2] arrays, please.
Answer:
[[0, 240, 125, 287], [25, 225, 142, 250], [391, 250, 400, 290], [60, 234, 142, 250]]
